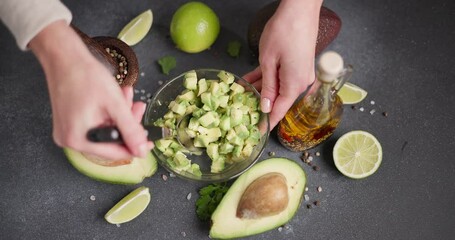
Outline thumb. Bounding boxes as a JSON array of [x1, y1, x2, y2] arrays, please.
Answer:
[[259, 61, 279, 113]]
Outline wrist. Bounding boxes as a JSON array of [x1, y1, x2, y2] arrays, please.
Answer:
[[29, 21, 94, 77]]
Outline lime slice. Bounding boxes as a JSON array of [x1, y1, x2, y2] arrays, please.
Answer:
[[118, 9, 153, 46], [337, 82, 368, 104], [333, 131, 382, 179], [105, 186, 151, 224]]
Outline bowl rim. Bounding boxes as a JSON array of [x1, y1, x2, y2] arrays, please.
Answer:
[[144, 68, 270, 183]]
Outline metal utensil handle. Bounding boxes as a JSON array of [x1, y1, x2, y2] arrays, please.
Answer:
[[87, 126, 123, 143]]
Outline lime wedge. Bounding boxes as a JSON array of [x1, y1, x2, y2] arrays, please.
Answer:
[[118, 9, 153, 46], [105, 186, 151, 224], [333, 131, 382, 179], [337, 82, 368, 104]]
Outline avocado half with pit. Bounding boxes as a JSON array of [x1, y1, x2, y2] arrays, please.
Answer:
[[210, 158, 306, 239], [64, 148, 158, 184]]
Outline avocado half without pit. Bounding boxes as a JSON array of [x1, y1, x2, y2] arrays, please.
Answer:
[[63, 26, 157, 185], [210, 158, 306, 239]]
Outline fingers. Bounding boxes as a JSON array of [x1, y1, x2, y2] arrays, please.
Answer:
[[268, 94, 299, 129], [258, 60, 279, 113], [242, 66, 262, 83], [122, 86, 134, 108], [132, 101, 147, 122], [108, 98, 148, 158]]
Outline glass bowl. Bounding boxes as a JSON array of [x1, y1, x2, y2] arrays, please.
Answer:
[[143, 69, 270, 182]]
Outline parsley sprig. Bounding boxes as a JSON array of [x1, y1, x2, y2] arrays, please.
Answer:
[[196, 183, 230, 221]]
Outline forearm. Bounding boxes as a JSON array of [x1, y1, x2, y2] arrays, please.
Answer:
[[29, 20, 94, 81]]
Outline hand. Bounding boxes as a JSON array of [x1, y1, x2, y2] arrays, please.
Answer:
[[29, 21, 153, 163], [243, 0, 322, 129]]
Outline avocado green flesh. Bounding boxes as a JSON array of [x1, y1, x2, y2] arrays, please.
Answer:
[[210, 158, 306, 239], [64, 148, 157, 184]]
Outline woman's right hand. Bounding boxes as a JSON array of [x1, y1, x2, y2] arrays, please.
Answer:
[[29, 20, 153, 163]]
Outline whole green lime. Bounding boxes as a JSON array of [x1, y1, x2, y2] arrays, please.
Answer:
[[170, 2, 220, 53]]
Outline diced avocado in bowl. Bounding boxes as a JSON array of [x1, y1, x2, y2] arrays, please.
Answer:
[[143, 69, 270, 182]]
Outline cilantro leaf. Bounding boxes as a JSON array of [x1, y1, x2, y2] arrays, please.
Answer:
[[196, 183, 230, 221], [227, 40, 242, 58], [157, 56, 176, 75]]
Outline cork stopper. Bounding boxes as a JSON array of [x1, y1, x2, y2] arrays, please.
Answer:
[[317, 51, 344, 82]]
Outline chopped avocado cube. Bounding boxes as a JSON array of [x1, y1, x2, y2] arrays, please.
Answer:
[[173, 151, 191, 171], [185, 129, 197, 138], [170, 101, 186, 115], [188, 117, 200, 131], [230, 82, 245, 94], [153, 118, 165, 127], [229, 136, 244, 146], [163, 111, 175, 120], [232, 145, 242, 158], [190, 164, 202, 176], [184, 76, 198, 90], [225, 129, 236, 142], [234, 124, 249, 139], [232, 93, 246, 104], [192, 108, 206, 118], [219, 82, 230, 94], [219, 115, 231, 131], [201, 92, 212, 109], [197, 78, 208, 96], [219, 142, 234, 154], [230, 109, 243, 127], [185, 70, 197, 79], [199, 111, 218, 128], [242, 115, 250, 126], [219, 95, 229, 108], [207, 143, 220, 161], [155, 138, 173, 152], [218, 70, 235, 84], [185, 105, 198, 115], [241, 144, 254, 158], [178, 90, 196, 102], [210, 81, 220, 96], [250, 112, 260, 125], [211, 158, 225, 173]]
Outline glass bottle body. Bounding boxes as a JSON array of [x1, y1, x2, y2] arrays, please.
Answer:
[[277, 79, 343, 152]]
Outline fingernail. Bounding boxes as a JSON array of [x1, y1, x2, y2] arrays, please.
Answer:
[[138, 143, 148, 158], [261, 97, 271, 113]]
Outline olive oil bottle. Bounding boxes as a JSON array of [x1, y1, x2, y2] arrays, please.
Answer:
[[277, 51, 353, 151]]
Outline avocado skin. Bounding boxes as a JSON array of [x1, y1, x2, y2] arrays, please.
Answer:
[[209, 157, 306, 239], [247, 1, 342, 57]]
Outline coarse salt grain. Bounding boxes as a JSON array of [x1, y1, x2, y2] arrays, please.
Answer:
[[116, 224, 121, 227], [134, 89, 139, 94], [304, 194, 309, 201], [317, 186, 322, 192], [278, 227, 283, 232], [158, 80, 164, 85], [370, 100, 375, 105], [315, 152, 320, 156], [359, 107, 365, 112], [140, 72, 145, 77], [90, 195, 96, 201], [187, 193, 192, 200], [169, 173, 176, 178], [370, 109, 376, 115]]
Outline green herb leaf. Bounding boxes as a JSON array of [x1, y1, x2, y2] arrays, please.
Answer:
[[157, 56, 176, 75], [227, 40, 242, 58], [196, 183, 230, 221]]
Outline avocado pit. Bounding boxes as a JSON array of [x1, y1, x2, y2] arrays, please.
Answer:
[[236, 172, 289, 219]]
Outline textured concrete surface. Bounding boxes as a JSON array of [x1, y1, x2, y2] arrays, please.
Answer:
[[0, 0, 454, 239]]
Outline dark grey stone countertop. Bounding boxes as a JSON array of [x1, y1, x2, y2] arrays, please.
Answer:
[[1, 0, 454, 239]]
